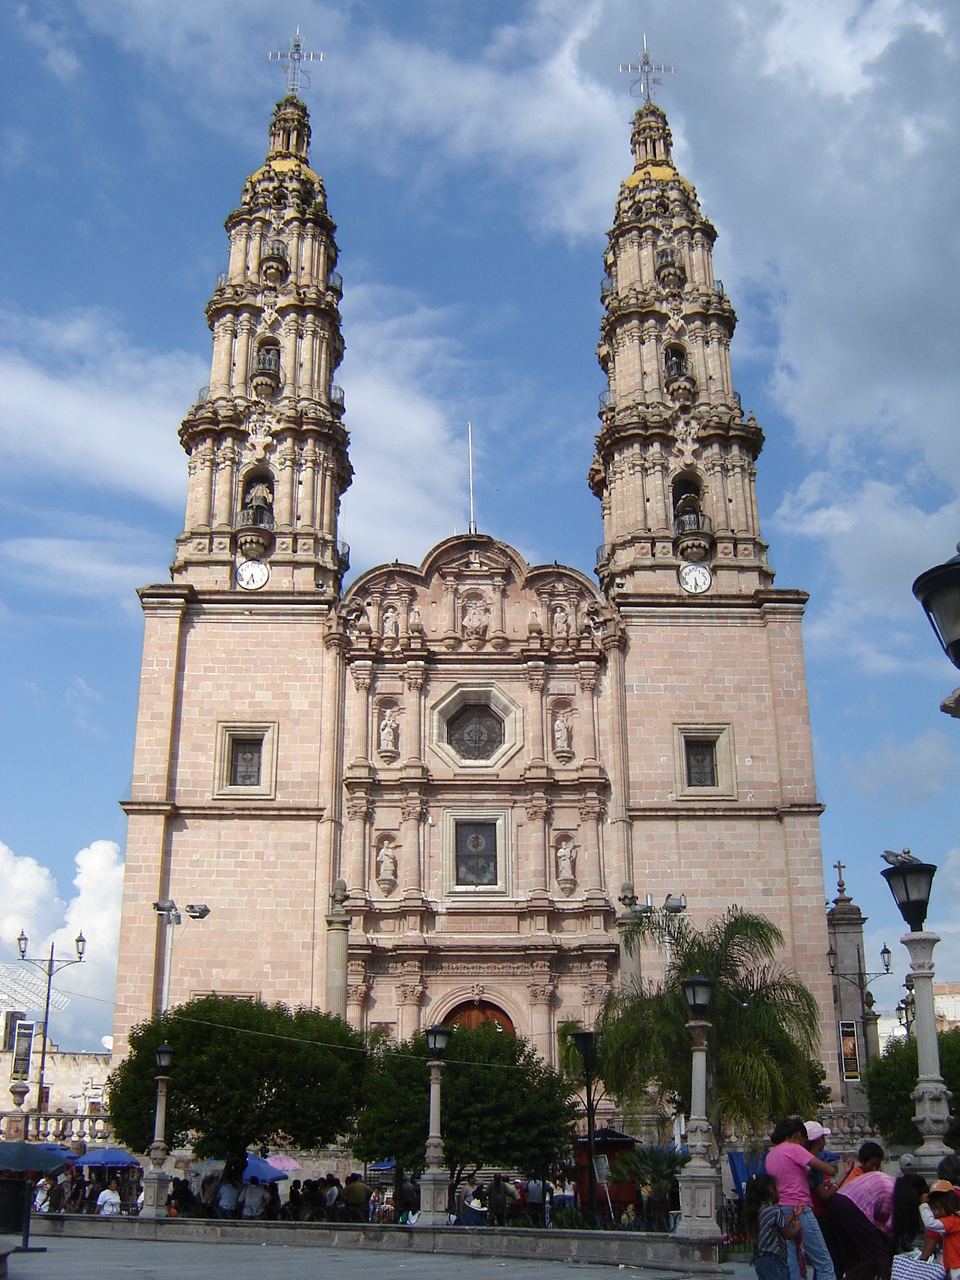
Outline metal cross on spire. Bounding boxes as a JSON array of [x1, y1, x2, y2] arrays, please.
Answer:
[[268, 27, 322, 97], [619, 34, 675, 103]]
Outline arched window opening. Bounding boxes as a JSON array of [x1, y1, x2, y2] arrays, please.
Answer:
[[240, 473, 275, 530], [664, 344, 688, 382]]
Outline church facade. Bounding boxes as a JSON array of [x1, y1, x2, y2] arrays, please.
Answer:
[[113, 92, 839, 1093]]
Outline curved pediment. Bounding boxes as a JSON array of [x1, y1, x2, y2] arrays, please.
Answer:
[[336, 534, 619, 656]]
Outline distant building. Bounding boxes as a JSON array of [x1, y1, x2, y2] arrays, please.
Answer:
[[112, 88, 838, 1099]]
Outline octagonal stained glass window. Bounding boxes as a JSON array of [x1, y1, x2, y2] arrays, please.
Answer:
[[446, 703, 505, 761]]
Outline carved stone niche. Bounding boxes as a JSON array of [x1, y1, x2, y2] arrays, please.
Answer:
[[380, 604, 400, 649], [459, 591, 490, 649], [554, 835, 578, 897], [550, 602, 574, 649], [376, 700, 401, 763], [550, 699, 575, 764], [375, 835, 399, 895]]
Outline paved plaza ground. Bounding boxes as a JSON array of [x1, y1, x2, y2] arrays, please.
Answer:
[[5, 1237, 756, 1280]]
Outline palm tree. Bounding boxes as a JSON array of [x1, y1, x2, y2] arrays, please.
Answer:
[[597, 907, 826, 1148]]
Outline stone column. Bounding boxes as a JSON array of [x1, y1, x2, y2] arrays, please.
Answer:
[[527, 979, 556, 1066], [346, 960, 370, 1032], [525, 794, 550, 897], [903, 930, 954, 1174], [212, 439, 237, 528], [400, 793, 424, 896], [212, 317, 235, 395], [601, 633, 632, 892], [396, 978, 424, 1041], [276, 439, 296, 530], [343, 793, 371, 900], [281, 317, 299, 394], [441, 574, 458, 645], [578, 794, 604, 895], [193, 439, 215, 529], [349, 661, 373, 762], [325, 879, 349, 1021], [234, 318, 252, 393], [299, 437, 317, 528], [404, 662, 426, 763], [577, 661, 599, 763], [490, 574, 507, 646], [526, 661, 546, 761]]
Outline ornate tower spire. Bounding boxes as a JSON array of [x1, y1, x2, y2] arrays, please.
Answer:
[[589, 100, 771, 597], [173, 93, 351, 596]]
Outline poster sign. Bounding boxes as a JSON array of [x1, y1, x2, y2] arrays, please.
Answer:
[[11, 1021, 35, 1080], [839, 1020, 861, 1080]]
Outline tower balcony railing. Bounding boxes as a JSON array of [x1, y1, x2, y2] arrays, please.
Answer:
[[262, 239, 289, 267], [254, 349, 281, 374], [655, 246, 682, 269], [599, 389, 615, 411], [733, 390, 742, 411], [714, 279, 726, 298], [596, 543, 612, 567], [195, 386, 210, 405], [236, 506, 275, 531], [327, 270, 343, 296], [674, 511, 713, 536], [216, 271, 229, 288], [600, 274, 613, 299], [330, 384, 345, 409], [337, 539, 350, 573]]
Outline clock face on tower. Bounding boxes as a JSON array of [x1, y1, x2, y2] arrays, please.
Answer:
[[678, 562, 712, 595], [236, 559, 270, 591]]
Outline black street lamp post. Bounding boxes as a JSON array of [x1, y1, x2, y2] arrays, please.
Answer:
[[419, 1024, 452, 1227], [826, 942, 891, 1066], [678, 974, 721, 1241], [16, 929, 85, 1139], [574, 1029, 598, 1224], [141, 1041, 175, 1219]]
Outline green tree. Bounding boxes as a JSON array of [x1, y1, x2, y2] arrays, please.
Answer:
[[352, 1022, 578, 1194], [598, 907, 826, 1146], [864, 1028, 960, 1150], [107, 996, 366, 1159]]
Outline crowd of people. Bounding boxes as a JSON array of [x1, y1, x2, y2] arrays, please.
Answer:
[[33, 1165, 141, 1215], [745, 1116, 960, 1280]]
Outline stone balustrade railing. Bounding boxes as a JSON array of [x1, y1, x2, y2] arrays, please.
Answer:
[[1, 1111, 114, 1144]]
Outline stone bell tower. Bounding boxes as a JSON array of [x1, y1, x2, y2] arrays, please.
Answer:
[[590, 101, 771, 598], [173, 94, 352, 596]]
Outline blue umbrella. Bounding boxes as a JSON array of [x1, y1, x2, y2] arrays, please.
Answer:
[[241, 1154, 287, 1183], [39, 1142, 77, 1163], [74, 1147, 142, 1169]]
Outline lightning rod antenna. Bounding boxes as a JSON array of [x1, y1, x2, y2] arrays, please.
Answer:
[[468, 421, 477, 535]]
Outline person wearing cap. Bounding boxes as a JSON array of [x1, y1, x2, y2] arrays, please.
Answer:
[[806, 1121, 854, 1278], [921, 1180, 960, 1277], [765, 1116, 839, 1280]]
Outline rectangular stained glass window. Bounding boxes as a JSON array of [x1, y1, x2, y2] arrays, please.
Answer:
[[685, 738, 717, 788], [230, 737, 263, 787], [455, 821, 498, 886]]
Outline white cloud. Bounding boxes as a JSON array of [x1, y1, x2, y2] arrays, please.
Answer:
[[841, 728, 960, 807], [0, 839, 124, 1051], [16, 3, 83, 84], [339, 284, 470, 570], [0, 305, 200, 510], [0, 530, 170, 609]]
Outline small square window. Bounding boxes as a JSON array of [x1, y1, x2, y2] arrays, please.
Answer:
[[455, 821, 498, 885], [213, 722, 278, 799], [674, 724, 736, 799], [684, 739, 717, 788], [230, 738, 263, 787]]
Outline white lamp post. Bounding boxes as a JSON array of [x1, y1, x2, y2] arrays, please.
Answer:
[[678, 974, 721, 1241], [140, 1041, 174, 1219], [418, 1024, 452, 1227], [882, 856, 954, 1174], [17, 929, 85, 1139]]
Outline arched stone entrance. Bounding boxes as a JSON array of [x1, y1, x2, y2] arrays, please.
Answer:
[[445, 1000, 515, 1034]]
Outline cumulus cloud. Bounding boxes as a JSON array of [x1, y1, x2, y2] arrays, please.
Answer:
[[338, 284, 471, 570], [0, 529, 170, 609], [0, 839, 124, 1051], [0, 305, 200, 510], [841, 728, 960, 807]]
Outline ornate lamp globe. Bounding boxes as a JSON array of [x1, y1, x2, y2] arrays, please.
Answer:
[[913, 550, 960, 670]]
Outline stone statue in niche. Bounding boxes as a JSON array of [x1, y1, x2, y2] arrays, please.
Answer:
[[461, 596, 489, 642], [378, 708, 400, 759], [553, 710, 574, 761], [553, 606, 570, 640], [376, 842, 398, 892], [555, 840, 577, 895], [381, 606, 399, 642], [409, 606, 423, 634]]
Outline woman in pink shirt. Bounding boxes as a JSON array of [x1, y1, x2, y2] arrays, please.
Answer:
[[765, 1117, 838, 1280]]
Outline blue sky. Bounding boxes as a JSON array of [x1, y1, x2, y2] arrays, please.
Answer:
[[1, 0, 958, 1050]]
